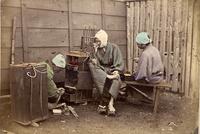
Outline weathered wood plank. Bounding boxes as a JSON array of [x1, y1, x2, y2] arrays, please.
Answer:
[[107, 30, 127, 45], [104, 0, 126, 16], [160, 0, 168, 80], [28, 29, 69, 47], [21, 2, 29, 62], [153, 0, 160, 49], [130, 2, 134, 72], [101, 0, 106, 29], [190, 0, 200, 98], [26, 9, 68, 28], [181, 0, 189, 94], [166, 0, 172, 82], [25, 0, 68, 11], [72, 0, 101, 14], [146, 0, 150, 33], [1, 0, 21, 7], [140, 1, 145, 32], [167, 0, 174, 86], [1, 48, 23, 69], [0, 69, 10, 91], [185, 0, 194, 96], [11, 16, 17, 64], [1, 27, 22, 48], [28, 48, 68, 62], [2, 0, 68, 11], [149, 0, 154, 39], [72, 13, 101, 30], [68, 0, 72, 51], [118, 45, 127, 59], [133, 1, 140, 72], [126, 2, 132, 72], [71, 30, 84, 48], [172, 0, 181, 92], [1, 7, 21, 27], [0, 95, 11, 99], [105, 16, 126, 31]]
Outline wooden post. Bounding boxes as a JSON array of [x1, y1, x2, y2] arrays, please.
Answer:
[[160, 0, 167, 73], [21, 1, 29, 62], [185, 0, 194, 97], [153, 0, 160, 49], [126, 2, 133, 72], [180, 0, 188, 94], [11, 17, 16, 64], [190, 0, 199, 98], [134, 1, 140, 72], [68, 0, 72, 51], [153, 87, 160, 114]]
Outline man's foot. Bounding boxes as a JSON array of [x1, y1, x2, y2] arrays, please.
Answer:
[[107, 74, 120, 80], [97, 105, 107, 114], [107, 104, 116, 116]]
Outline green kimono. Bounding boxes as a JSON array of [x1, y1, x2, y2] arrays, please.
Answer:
[[40, 61, 58, 98]]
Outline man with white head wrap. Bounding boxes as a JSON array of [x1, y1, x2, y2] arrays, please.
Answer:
[[134, 32, 164, 83], [89, 29, 124, 115]]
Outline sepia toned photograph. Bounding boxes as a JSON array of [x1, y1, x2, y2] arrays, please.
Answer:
[[0, 0, 199, 134]]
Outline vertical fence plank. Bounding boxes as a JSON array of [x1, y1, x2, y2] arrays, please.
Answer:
[[149, 0, 154, 39], [127, 2, 134, 73], [172, 0, 181, 92], [126, 2, 132, 72], [133, 1, 140, 72], [140, 1, 145, 32], [166, 0, 173, 83], [68, 0, 72, 51], [160, 0, 168, 80], [153, 0, 161, 49], [144, 0, 147, 31], [185, 0, 193, 96], [101, 0, 105, 29], [21, 0, 29, 62], [146, 0, 150, 33], [130, 2, 134, 72], [168, 0, 175, 90], [181, 0, 189, 94]]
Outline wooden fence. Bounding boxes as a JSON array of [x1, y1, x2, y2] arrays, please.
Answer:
[[1, 0, 127, 98], [126, 0, 193, 94]]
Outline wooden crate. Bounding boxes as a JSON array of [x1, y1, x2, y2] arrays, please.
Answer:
[[10, 63, 48, 125]]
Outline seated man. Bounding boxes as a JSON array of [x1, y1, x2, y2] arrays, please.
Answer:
[[133, 32, 164, 84], [88, 29, 124, 115], [40, 54, 66, 106]]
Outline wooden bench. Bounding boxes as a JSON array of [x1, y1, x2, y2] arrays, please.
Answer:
[[125, 81, 172, 114]]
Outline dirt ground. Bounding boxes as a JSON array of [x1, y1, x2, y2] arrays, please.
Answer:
[[0, 92, 198, 134]]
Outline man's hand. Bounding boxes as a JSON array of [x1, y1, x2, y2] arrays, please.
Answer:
[[93, 43, 99, 53], [134, 57, 139, 63], [91, 58, 97, 65], [112, 70, 119, 75], [107, 71, 120, 80]]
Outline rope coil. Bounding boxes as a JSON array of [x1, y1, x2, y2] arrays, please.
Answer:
[[26, 64, 47, 78]]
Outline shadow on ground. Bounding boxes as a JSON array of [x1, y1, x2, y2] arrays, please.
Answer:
[[0, 93, 198, 134]]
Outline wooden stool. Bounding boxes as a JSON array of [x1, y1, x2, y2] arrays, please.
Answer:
[[125, 81, 172, 114]]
